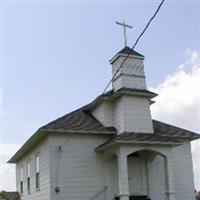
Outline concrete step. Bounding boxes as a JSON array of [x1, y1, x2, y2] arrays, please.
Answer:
[[130, 196, 150, 200], [115, 196, 150, 200]]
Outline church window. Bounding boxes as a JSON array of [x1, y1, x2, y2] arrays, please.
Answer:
[[27, 161, 30, 193], [20, 167, 23, 194], [35, 154, 40, 190]]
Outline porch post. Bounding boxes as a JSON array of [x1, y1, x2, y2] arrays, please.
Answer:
[[117, 148, 129, 200], [164, 152, 176, 200]]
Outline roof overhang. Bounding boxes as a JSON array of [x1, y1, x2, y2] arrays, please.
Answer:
[[83, 88, 157, 112], [39, 128, 116, 135], [7, 128, 116, 163], [8, 129, 46, 163], [96, 139, 182, 152], [109, 47, 145, 64], [95, 132, 183, 152], [110, 53, 144, 64]]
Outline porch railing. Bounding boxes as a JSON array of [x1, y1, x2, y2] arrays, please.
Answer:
[[89, 186, 108, 200]]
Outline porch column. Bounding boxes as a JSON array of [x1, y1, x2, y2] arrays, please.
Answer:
[[117, 148, 129, 200], [164, 152, 176, 200]]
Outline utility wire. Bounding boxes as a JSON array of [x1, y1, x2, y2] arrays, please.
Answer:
[[103, 0, 165, 94]]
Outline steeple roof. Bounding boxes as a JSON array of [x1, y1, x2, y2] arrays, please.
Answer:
[[118, 46, 144, 57], [110, 46, 144, 64]]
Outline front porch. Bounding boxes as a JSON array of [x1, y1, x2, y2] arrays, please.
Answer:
[[97, 140, 179, 200]]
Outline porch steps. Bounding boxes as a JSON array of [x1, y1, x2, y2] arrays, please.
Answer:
[[130, 196, 150, 200], [115, 196, 150, 200]]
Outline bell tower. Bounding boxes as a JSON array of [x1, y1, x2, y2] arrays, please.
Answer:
[[109, 47, 155, 133], [92, 22, 156, 134], [110, 46, 146, 91]]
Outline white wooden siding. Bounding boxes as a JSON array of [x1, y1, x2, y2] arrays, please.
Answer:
[[128, 156, 148, 196], [112, 56, 146, 91], [92, 101, 114, 128], [114, 96, 154, 133], [172, 142, 196, 200], [48, 133, 116, 200], [148, 155, 166, 200], [15, 134, 196, 200], [16, 137, 51, 200]]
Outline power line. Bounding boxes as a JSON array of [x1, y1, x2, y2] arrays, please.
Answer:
[[103, 0, 165, 94]]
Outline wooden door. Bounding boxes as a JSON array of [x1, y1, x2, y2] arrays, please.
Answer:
[[128, 156, 144, 195]]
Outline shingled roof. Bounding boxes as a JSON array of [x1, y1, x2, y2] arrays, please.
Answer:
[[40, 87, 199, 140], [117, 46, 144, 57], [96, 132, 182, 150], [40, 108, 200, 140], [8, 89, 200, 163], [110, 46, 144, 64], [153, 120, 200, 139], [40, 110, 115, 133]]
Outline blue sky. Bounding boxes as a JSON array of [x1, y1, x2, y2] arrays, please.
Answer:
[[1, 0, 200, 191]]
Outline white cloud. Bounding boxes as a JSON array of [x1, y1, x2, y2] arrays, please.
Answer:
[[150, 49, 200, 190], [0, 164, 16, 191], [0, 144, 19, 191]]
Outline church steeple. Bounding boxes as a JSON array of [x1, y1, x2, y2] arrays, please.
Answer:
[[91, 23, 154, 134], [110, 46, 147, 92]]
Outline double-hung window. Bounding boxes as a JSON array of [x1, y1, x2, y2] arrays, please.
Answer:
[[27, 161, 31, 193], [20, 167, 23, 194], [35, 154, 40, 190]]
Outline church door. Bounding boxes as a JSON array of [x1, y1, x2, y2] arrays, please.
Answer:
[[128, 156, 144, 195]]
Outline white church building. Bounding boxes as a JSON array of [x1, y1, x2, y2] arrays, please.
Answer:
[[8, 46, 200, 200]]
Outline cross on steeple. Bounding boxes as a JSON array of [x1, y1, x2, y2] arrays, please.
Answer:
[[116, 21, 132, 47]]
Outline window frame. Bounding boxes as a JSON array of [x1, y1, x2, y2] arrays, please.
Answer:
[[27, 160, 31, 193], [20, 166, 23, 194], [35, 153, 40, 191]]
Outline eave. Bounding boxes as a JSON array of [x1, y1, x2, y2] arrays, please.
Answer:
[[7, 129, 46, 163], [7, 129, 116, 163], [96, 139, 182, 152]]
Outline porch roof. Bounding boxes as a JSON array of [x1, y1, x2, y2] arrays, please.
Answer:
[[95, 132, 183, 151]]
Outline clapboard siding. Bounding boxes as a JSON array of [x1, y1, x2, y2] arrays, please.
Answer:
[[113, 96, 153, 133], [112, 56, 146, 91], [16, 137, 51, 200], [92, 101, 114, 128], [48, 133, 116, 200], [148, 155, 166, 200], [15, 133, 196, 200], [92, 96, 153, 135], [128, 156, 148, 196], [172, 142, 196, 200]]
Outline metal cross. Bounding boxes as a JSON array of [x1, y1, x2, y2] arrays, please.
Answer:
[[116, 21, 132, 47]]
